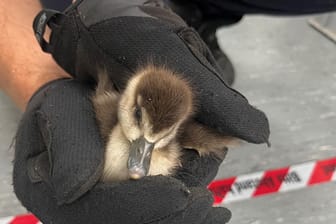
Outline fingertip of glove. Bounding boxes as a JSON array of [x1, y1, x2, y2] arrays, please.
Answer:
[[205, 207, 232, 224], [188, 187, 214, 205]]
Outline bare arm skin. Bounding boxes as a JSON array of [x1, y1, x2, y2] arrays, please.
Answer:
[[0, 0, 69, 111]]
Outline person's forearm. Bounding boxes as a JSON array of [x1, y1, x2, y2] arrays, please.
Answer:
[[0, 0, 70, 111]]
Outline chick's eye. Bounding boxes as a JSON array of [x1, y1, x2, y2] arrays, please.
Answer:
[[135, 106, 142, 123]]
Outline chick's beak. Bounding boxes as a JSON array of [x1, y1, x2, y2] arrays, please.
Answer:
[[127, 137, 154, 179]]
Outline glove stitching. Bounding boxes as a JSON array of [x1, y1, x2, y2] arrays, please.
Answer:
[[36, 110, 55, 177], [32, 81, 104, 205], [64, 159, 104, 204]]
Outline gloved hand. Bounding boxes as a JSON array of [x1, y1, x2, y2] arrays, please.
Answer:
[[13, 78, 231, 224], [19, 1, 270, 223], [33, 0, 270, 145]]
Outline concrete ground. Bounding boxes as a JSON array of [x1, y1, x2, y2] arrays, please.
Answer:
[[0, 14, 335, 223], [0, 95, 24, 216], [216, 14, 336, 224]]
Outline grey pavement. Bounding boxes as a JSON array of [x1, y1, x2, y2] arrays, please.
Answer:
[[215, 14, 336, 224], [0, 14, 336, 223], [0, 94, 25, 217]]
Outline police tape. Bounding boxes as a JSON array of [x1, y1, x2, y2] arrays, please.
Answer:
[[208, 157, 336, 205], [0, 214, 40, 224], [1, 157, 335, 223]]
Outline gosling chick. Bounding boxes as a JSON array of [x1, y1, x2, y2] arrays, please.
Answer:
[[92, 66, 237, 182]]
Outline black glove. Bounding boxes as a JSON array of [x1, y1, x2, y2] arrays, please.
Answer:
[[14, 79, 231, 224], [33, 0, 270, 145]]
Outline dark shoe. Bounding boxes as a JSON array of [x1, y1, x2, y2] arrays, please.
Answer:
[[197, 21, 235, 86], [165, 0, 204, 28], [166, 0, 237, 85]]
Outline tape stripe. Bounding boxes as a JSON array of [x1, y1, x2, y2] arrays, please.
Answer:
[[208, 177, 236, 204], [279, 162, 315, 192], [0, 215, 39, 224], [209, 157, 336, 205], [10, 214, 39, 224], [0, 217, 13, 224], [308, 158, 336, 185], [332, 167, 336, 181], [253, 167, 289, 196], [223, 171, 264, 203], [1, 157, 335, 222]]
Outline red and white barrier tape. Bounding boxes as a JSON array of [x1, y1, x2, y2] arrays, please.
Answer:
[[0, 214, 40, 224], [208, 157, 336, 205], [1, 157, 335, 223]]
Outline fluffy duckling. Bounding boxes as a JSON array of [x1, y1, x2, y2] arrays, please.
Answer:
[[92, 66, 237, 182]]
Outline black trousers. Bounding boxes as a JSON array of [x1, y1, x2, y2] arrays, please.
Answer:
[[41, 0, 336, 15]]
